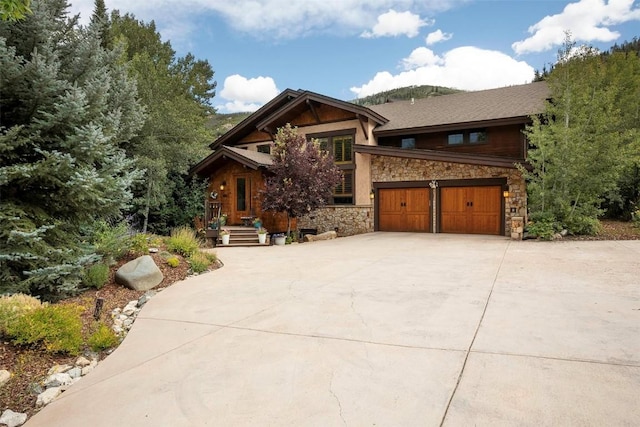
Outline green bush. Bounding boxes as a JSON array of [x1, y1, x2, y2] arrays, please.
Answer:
[[93, 221, 131, 263], [166, 256, 180, 268], [0, 294, 43, 337], [188, 251, 214, 274], [129, 233, 150, 257], [563, 215, 600, 236], [84, 263, 110, 289], [6, 304, 84, 355], [88, 322, 119, 351], [526, 211, 560, 240], [632, 209, 640, 228], [166, 227, 200, 257]]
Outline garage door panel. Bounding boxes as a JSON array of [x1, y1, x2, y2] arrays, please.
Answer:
[[378, 188, 430, 232], [441, 186, 502, 235]]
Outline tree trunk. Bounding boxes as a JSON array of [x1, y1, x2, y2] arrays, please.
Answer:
[[142, 180, 151, 234]]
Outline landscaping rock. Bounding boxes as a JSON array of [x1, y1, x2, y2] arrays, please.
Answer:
[[47, 364, 72, 375], [115, 255, 163, 291], [44, 373, 72, 388], [137, 290, 157, 307], [36, 387, 61, 407], [75, 356, 91, 367], [67, 367, 82, 379], [0, 409, 27, 427], [0, 369, 10, 387], [122, 300, 139, 316], [303, 230, 337, 242]]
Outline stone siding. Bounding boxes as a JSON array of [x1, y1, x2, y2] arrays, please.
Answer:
[[371, 155, 527, 235], [298, 205, 373, 237]]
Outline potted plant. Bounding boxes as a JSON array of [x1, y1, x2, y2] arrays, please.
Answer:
[[252, 217, 262, 229], [219, 228, 230, 245], [257, 227, 268, 244], [273, 233, 285, 246]]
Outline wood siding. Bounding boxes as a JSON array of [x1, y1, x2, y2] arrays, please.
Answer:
[[376, 124, 526, 159], [206, 162, 293, 233]]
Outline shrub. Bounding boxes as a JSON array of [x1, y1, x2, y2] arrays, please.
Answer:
[[88, 322, 119, 351], [166, 227, 200, 257], [0, 294, 42, 337], [632, 208, 640, 228], [188, 251, 214, 274], [526, 211, 559, 240], [563, 215, 600, 236], [129, 233, 149, 257], [6, 304, 84, 355], [166, 256, 180, 268], [84, 263, 110, 289], [93, 221, 131, 263]]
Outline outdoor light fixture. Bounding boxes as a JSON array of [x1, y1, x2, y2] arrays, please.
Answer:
[[370, 189, 375, 200], [503, 190, 510, 198], [220, 181, 226, 191]]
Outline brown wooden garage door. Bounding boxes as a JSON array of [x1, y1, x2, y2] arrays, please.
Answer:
[[440, 186, 502, 235], [379, 188, 430, 232]]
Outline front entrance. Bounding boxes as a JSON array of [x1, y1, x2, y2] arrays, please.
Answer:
[[378, 188, 430, 232], [231, 174, 252, 225], [440, 186, 502, 235]]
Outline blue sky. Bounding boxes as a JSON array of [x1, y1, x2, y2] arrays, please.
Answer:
[[69, 0, 640, 113]]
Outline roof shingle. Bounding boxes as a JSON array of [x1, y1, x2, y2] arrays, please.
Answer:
[[369, 81, 549, 133]]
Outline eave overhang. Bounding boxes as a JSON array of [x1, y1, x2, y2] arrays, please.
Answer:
[[354, 144, 524, 169]]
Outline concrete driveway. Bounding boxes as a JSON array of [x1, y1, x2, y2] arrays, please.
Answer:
[[27, 234, 640, 426]]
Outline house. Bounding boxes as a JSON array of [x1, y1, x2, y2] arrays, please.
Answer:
[[190, 81, 550, 237]]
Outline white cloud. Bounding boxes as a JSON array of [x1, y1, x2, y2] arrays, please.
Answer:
[[218, 75, 280, 113], [401, 47, 443, 70], [512, 0, 640, 54], [351, 46, 534, 98], [425, 29, 452, 45], [68, 1, 464, 40], [361, 9, 431, 38]]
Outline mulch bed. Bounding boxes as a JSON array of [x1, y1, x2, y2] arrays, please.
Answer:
[[0, 251, 215, 418]]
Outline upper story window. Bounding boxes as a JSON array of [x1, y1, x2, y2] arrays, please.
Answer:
[[447, 130, 487, 145], [401, 137, 416, 149], [257, 144, 271, 154], [309, 130, 355, 205]]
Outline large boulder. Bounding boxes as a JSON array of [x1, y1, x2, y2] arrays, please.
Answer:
[[115, 255, 163, 291], [303, 230, 337, 242]]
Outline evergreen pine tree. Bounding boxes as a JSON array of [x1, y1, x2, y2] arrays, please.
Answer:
[[0, 0, 144, 299]]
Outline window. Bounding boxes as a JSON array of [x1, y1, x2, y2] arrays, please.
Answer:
[[333, 136, 352, 163], [469, 131, 487, 144], [401, 138, 416, 149], [447, 133, 464, 145], [308, 131, 355, 205], [257, 144, 271, 154], [447, 130, 487, 145]]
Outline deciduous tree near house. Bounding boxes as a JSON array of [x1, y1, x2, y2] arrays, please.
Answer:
[[261, 124, 342, 236], [522, 33, 640, 235]]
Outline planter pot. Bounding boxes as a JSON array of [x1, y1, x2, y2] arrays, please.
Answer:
[[221, 234, 230, 245], [274, 236, 285, 246], [258, 233, 267, 244]]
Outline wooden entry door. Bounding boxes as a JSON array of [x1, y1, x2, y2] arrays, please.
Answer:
[[231, 174, 252, 224], [440, 186, 502, 235], [378, 188, 430, 232]]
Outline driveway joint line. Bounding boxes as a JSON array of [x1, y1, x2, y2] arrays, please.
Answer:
[[439, 240, 511, 427], [139, 316, 468, 353], [471, 349, 640, 368]]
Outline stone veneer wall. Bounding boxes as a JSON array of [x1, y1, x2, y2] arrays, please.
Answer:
[[298, 205, 373, 237], [297, 155, 527, 237], [371, 155, 527, 235]]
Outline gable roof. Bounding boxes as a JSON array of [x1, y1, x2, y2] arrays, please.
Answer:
[[369, 81, 549, 136], [255, 90, 388, 133], [210, 89, 301, 149], [210, 90, 387, 150], [189, 145, 272, 177]]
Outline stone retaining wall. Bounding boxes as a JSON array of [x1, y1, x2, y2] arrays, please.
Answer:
[[298, 205, 373, 237]]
